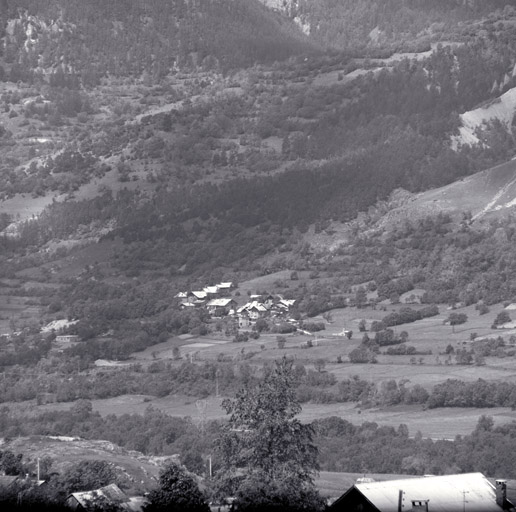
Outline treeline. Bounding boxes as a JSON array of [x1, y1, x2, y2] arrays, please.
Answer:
[[315, 414, 516, 477], [0, 361, 252, 404], [380, 305, 439, 328], [3, 406, 516, 480], [3, 352, 515, 412], [428, 378, 516, 408]]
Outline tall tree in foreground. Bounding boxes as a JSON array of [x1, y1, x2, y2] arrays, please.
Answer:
[[145, 462, 209, 512], [214, 357, 324, 512]]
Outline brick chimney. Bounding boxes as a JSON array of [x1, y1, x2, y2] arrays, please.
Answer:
[[496, 480, 508, 509]]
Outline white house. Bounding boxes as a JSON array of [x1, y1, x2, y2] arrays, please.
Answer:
[[206, 298, 236, 317]]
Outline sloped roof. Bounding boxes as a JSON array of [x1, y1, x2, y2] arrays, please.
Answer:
[[190, 291, 207, 299], [217, 282, 233, 288], [207, 298, 235, 307], [70, 483, 128, 509], [335, 473, 506, 512], [203, 286, 219, 294], [0, 475, 20, 489], [238, 301, 267, 313]]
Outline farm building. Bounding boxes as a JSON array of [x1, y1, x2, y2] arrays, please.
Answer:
[[216, 282, 234, 293], [271, 298, 296, 315], [180, 302, 197, 310], [188, 291, 208, 302], [329, 473, 515, 512], [203, 286, 220, 297], [66, 483, 147, 511], [237, 301, 268, 320], [55, 335, 80, 343], [206, 298, 236, 317], [0, 475, 21, 492], [174, 291, 188, 302]]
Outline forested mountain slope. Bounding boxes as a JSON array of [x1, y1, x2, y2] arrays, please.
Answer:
[[260, 0, 516, 51], [2, 1, 516, 358], [0, 0, 313, 77]]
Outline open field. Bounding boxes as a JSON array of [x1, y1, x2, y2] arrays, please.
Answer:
[[0, 192, 58, 222], [135, 299, 516, 387]]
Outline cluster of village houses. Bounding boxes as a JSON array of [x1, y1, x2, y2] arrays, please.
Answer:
[[174, 282, 296, 328]]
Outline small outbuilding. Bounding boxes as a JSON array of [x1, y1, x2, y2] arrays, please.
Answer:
[[56, 335, 80, 343], [329, 473, 515, 512]]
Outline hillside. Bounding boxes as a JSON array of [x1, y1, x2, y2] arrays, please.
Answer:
[[260, 0, 516, 51], [0, 0, 313, 77], [362, 158, 516, 230], [1, 0, 516, 405], [0, 436, 161, 494]]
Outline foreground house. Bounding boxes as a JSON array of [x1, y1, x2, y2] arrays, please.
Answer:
[[66, 483, 147, 511], [329, 473, 515, 512], [0, 475, 21, 492]]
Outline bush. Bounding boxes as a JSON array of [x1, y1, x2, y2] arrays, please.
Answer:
[[349, 346, 377, 364], [146, 462, 210, 512], [302, 322, 325, 332], [233, 333, 249, 343], [493, 310, 511, 327]]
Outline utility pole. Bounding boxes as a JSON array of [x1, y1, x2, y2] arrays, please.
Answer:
[[37, 458, 40, 481], [463, 490, 469, 512]]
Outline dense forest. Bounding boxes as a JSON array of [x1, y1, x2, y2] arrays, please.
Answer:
[[276, 0, 516, 51], [0, 0, 314, 76]]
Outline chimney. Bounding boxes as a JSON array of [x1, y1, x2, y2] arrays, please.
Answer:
[[411, 499, 429, 512], [496, 480, 507, 509]]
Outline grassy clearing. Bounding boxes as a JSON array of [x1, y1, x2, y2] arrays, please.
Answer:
[[0, 193, 58, 222]]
